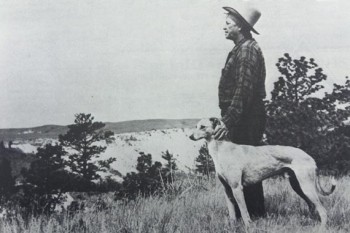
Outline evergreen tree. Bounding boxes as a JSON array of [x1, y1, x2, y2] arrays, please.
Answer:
[[161, 150, 177, 171], [161, 150, 177, 183], [266, 54, 350, 173], [195, 144, 215, 179], [136, 152, 153, 173], [59, 113, 116, 182], [20, 144, 72, 215]]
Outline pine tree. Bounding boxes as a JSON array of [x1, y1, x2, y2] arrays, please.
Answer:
[[59, 113, 116, 182], [20, 144, 72, 214], [195, 144, 215, 179], [266, 54, 350, 173], [161, 150, 177, 183]]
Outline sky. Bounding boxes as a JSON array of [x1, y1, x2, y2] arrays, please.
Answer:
[[0, 0, 350, 128]]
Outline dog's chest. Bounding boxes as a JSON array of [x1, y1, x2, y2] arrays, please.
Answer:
[[208, 142, 245, 175]]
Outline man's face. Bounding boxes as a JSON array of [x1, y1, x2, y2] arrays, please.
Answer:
[[223, 16, 240, 41]]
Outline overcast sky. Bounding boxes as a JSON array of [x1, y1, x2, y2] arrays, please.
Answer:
[[0, 0, 349, 128]]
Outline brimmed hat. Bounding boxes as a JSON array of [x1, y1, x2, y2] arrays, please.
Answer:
[[223, 6, 261, 35]]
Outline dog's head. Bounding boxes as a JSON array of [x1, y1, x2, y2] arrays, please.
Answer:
[[189, 118, 221, 141]]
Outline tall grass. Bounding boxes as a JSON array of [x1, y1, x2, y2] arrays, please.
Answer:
[[1, 176, 349, 233]]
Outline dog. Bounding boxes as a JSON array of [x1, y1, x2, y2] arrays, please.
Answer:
[[189, 118, 336, 227]]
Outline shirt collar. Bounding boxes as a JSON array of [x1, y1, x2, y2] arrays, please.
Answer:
[[231, 38, 248, 52]]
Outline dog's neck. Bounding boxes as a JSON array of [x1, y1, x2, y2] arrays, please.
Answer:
[[207, 137, 237, 157], [206, 138, 223, 161]]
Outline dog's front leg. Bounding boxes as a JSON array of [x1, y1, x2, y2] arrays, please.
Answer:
[[230, 184, 251, 226], [218, 175, 238, 222], [224, 191, 237, 222]]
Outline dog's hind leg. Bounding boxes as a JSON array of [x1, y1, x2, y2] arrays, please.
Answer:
[[287, 168, 316, 213], [292, 167, 327, 227]]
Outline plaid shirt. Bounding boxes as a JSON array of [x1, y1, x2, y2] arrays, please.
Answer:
[[218, 38, 266, 128]]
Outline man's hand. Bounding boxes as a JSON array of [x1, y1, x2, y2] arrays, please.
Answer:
[[214, 123, 229, 140]]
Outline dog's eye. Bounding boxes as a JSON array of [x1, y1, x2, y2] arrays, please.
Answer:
[[200, 126, 205, 129]]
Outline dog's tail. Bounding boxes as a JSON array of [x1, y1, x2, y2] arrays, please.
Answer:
[[315, 172, 336, 196]]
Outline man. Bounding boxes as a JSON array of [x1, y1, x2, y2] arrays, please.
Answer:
[[214, 6, 267, 218]]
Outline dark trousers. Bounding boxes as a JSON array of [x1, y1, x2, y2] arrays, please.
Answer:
[[234, 181, 265, 219], [221, 107, 266, 219]]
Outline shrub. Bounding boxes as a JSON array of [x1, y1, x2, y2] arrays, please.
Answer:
[[0, 158, 14, 200], [115, 152, 164, 200]]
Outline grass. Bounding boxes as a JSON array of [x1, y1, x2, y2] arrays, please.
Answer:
[[1, 176, 350, 233]]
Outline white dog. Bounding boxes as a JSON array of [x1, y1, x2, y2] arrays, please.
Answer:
[[189, 118, 336, 227]]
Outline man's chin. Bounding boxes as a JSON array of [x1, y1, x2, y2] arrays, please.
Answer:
[[224, 35, 232, 40]]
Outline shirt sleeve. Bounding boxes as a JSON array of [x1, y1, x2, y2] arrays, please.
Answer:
[[222, 47, 258, 128]]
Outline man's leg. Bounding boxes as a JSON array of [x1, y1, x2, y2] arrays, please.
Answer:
[[223, 107, 267, 219], [243, 182, 265, 218], [229, 119, 266, 219], [245, 116, 266, 218]]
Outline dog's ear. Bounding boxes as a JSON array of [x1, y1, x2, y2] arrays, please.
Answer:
[[209, 117, 221, 129]]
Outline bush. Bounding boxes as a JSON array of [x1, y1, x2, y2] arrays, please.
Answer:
[[115, 152, 164, 200], [0, 158, 14, 200], [116, 151, 179, 200]]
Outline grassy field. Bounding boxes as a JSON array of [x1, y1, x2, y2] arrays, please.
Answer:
[[0, 176, 349, 233]]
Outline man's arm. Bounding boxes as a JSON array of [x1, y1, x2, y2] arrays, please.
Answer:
[[221, 47, 258, 129]]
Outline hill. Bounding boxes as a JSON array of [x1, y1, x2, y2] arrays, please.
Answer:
[[104, 118, 199, 134], [0, 119, 203, 178], [0, 118, 199, 141]]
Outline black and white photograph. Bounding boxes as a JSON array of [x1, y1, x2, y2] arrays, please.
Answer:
[[0, 0, 349, 232]]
